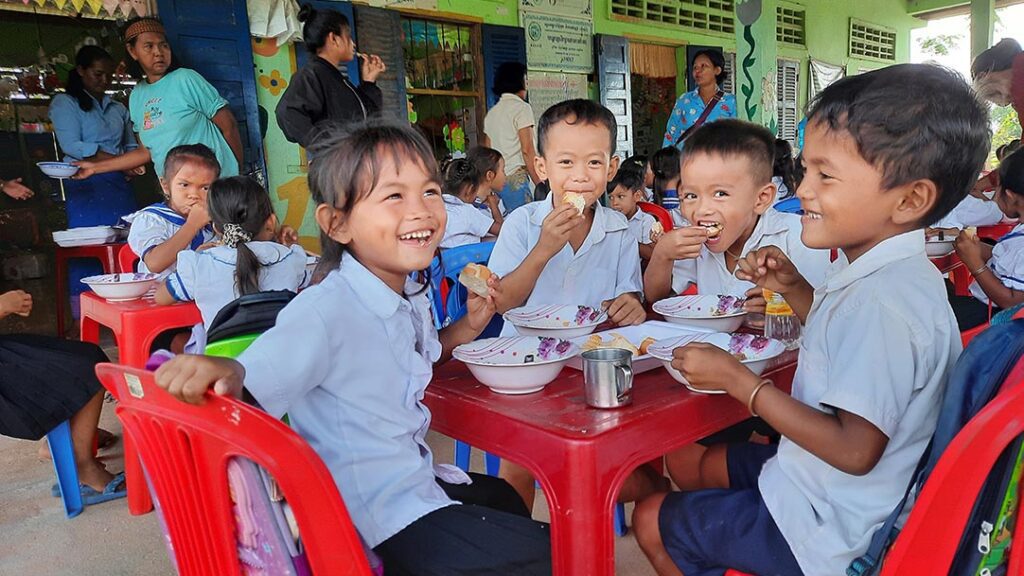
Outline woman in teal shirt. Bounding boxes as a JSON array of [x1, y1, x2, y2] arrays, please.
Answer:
[[662, 49, 737, 149], [75, 18, 242, 180]]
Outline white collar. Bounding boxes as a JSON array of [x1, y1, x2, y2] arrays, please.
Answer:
[[823, 230, 925, 294]]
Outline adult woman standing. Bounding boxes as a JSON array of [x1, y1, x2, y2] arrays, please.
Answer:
[[276, 5, 385, 149], [75, 18, 242, 180], [484, 62, 540, 214], [49, 46, 140, 226], [662, 49, 737, 149], [972, 38, 1024, 128]]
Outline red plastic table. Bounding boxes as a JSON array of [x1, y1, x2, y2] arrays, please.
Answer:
[[425, 351, 797, 576], [54, 242, 124, 337], [931, 252, 970, 296], [80, 291, 201, 515]]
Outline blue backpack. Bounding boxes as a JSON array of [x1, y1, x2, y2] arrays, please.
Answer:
[[849, 319, 1024, 576]]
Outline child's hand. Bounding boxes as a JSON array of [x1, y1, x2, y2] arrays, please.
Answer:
[[154, 355, 244, 405], [735, 246, 806, 295], [465, 273, 501, 332], [0, 289, 32, 317], [651, 226, 707, 262], [672, 342, 756, 396], [954, 229, 984, 270], [185, 201, 210, 229], [741, 285, 766, 314], [537, 202, 582, 258], [2, 178, 34, 200], [602, 293, 646, 326], [277, 225, 299, 247]]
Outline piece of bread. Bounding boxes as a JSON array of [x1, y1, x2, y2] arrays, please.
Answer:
[[607, 332, 640, 355], [458, 263, 492, 297], [964, 226, 978, 240], [650, 221, 664, 242], [563, 191, 586, 215], [581, 334, 603, 352], [638, 337, 656, 356], [702, 223, 723, 238]]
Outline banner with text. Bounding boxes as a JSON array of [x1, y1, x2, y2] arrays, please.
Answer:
[[526, 71, 588, 123], [522, 11, 592, 73]]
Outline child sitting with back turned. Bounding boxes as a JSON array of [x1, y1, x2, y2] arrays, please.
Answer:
[[468, 145, 508, 216], [949, 148, 1024, 330], [439, 156, 502, 249], [633, 63, 990, 576], [127, 144, 219, 274], [154, 122, 552, 575], [651, 146, 685, 227], [487, 98, 645, 509], [608, 170, 658, 261], [154, 176, 309, 352]]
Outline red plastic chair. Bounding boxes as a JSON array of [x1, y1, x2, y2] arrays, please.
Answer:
[[117, 243, 140, 273], [638, 202, 674, 233], [726, 352, 1024, 576], [54, 242, 124, 337], [978, 223, 1016, 242], [94, 363, 373, 576]]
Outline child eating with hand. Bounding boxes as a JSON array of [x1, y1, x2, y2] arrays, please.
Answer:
[[608, 170, 658, 261]]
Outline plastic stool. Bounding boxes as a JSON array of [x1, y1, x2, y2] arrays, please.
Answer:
[[48, 420, 84, 518]]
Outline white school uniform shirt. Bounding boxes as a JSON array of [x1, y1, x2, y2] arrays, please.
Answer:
[[237, 252, 465, 548], [164, 242, 310, 352], [758, 230, 960, 575], [970, 222, 1024, 304], [670, 208, 829, 296], [125, 202, 215, 274], [440, 194, 494, 249], [933, 195, 1007, 230], [488, 198, 643, 336], [626, 208, 657, 245]]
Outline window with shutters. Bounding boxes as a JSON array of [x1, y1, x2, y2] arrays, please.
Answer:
[[609, 0, 735, 35], [776, 5, 805, 47], [776, 59, 800, 145], [722, 51, 736, 95], [848, 20, 897, 62], [401, 15, 484, 160]]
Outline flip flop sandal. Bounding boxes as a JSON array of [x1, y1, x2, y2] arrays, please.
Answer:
[[51, 472, 127, 505]]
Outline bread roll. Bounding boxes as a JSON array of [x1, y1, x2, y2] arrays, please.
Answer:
[[563, 191, 586, 215], [650, 221, 664, 242], [458, 263, 492, 297]]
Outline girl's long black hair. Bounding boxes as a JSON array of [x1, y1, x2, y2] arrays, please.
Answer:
[[207, 176, 275, 296], [650, 146, 680, 205]]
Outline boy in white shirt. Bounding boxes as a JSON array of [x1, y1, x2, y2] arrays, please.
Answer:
[[632, 64, 990, 576], [644, 119, 829, 308], [487, 98, 645, 507], [608, 170, 658, 261]]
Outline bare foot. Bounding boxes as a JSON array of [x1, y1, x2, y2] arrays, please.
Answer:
[[76, 460, 119, 493], [37, 428, 116, 461]]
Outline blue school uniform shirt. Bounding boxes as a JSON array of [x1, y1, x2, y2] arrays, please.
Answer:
[[164, 243, 310, 352], [125, 202, 215, 274], [48, 93, 137, 162], [236, 252, 463, 548], [488, 197, 643, 337], [129, 68, 239, 177], [758, 230, 959, 574], [662, 88, 737, 149]]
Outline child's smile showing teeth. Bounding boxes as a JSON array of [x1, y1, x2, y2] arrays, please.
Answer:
[[399, 229, 434, 246]]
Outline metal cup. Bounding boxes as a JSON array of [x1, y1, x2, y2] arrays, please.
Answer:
[[582, 348, 633, 409]]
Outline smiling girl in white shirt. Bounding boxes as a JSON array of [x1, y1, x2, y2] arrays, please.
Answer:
[[153, 122, 552, 575]]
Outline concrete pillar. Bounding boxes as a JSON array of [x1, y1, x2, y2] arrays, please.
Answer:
[[734, 0, 778, 132], [970, 0, 995, 60]]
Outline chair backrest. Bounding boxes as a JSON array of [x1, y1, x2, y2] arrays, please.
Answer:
[[437, 242, 496, 326], [881, 351, 1024, 574], [979, 223, 1015, 242], [637, 202, 674, 232], [118, 243, 139, 273], [204, 334, 260, 358], [95, 364, 372, 576]]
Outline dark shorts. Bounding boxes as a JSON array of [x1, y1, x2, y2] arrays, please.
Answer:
[[658, 443, 803, 576], [374, 472, 552, 576]]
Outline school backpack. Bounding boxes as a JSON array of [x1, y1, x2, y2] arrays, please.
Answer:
[[848, 319, 1024, 576], [206, 290, 297, 344]]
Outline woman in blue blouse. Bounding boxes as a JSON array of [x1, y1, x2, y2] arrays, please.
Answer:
[[49, 45, 140, 226], [662, 49, 737, 149]]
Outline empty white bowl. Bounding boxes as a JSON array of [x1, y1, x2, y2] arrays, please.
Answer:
[[81, 273, 159, 302], [453, 336, 579, 394], [648, 332, 786, 394], [653, 294, 747, 333], [503, 304, 608, 339], [37, 162, 79, 179], [926, 239, 955, 257]]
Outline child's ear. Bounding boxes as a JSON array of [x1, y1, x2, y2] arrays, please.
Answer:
[[535, 154, 549, 182], [485, 169, 496, 183], [315, 204, 352, 244], [265, 213, 279, 235], [608, 155, 620, 180], [158, 177, 170, 196], [892, 179, 938, 226], [753, 181, 775, 214]]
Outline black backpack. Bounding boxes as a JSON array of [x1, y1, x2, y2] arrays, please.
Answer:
[[206, 290, 297, 345]]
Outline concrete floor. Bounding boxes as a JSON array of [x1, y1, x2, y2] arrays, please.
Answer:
[[0, 350, 657, 575]]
